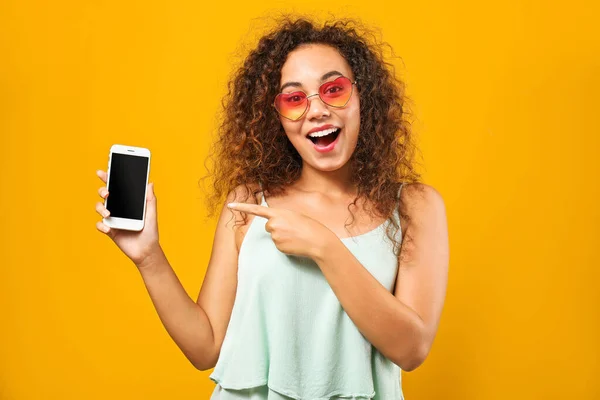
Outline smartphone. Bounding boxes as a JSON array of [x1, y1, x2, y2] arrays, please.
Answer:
[[103, 144, 151, 231]]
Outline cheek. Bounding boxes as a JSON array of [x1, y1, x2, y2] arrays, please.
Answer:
[[280, 119, 302, 140], [344, 96, 361, 128], [352, 93, 360, 116]]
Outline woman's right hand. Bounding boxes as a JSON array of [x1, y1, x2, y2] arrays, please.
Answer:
[[95, 169, 161, 267]]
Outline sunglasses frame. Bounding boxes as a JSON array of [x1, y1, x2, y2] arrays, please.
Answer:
[[273, 76, 358, 121]]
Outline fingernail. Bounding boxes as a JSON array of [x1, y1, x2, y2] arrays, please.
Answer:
[[227, 203, 237, 208], [103, 211, 110, 217]]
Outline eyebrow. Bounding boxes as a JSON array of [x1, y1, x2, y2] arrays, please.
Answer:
[[279, 70, 344, 92]]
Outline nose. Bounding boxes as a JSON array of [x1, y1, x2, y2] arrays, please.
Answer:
[[305, 94, 330, 120]]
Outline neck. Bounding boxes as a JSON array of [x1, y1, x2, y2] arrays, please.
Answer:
[[293, 160, 356, 197]]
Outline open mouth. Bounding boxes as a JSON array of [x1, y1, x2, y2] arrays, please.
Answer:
[[307, 128, 341, 147]]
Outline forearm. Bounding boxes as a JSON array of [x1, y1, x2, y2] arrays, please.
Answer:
[[136, 245, 216, 370], [313, 237, 426, 371]]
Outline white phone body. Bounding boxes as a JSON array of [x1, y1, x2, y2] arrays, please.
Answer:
[[103, 144, 151, 231]]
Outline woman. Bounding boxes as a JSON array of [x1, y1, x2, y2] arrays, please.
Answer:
[[95, 17, 449, 400]]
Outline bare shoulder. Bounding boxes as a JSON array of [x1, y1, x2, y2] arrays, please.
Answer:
[[223, 183, 263, 223], [397, 182, 447, 243], [225, 182, 263, 203], [399, 182, 446, 217]]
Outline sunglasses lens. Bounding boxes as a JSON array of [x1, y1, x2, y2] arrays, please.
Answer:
[[319, 76, 353, 107], [274, 77, 354, 120], [274, 91, 307, 120]]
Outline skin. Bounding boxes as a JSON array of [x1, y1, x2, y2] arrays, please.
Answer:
[[279, 44, 360, 191], [94, 43, 449, 372]]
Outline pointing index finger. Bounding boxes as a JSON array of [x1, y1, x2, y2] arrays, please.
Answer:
[[227, 202, 273, 219]]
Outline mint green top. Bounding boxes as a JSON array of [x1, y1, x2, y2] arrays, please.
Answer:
[[209, 184, 405, 400]]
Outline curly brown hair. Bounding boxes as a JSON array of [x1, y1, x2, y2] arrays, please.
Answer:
[[200, 15, 424, 257]]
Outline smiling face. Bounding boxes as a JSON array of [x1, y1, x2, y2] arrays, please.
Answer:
[[277, 44, 360, 172]]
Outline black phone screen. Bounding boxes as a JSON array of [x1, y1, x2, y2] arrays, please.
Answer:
[[106, 153, 149, 220]]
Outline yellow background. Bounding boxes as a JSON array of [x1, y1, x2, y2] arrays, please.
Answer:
[[1, 0, 598, 399]]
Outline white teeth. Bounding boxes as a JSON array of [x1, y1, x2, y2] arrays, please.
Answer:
[[308, 127, 339, 138]]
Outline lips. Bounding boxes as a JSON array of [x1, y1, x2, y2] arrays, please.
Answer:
[[306, 124, 340, 137]]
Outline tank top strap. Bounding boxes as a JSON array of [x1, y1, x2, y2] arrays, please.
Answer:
[[397, 182, 405, 203], [392, 182, 405, 225], [258, 181, 266, 206]]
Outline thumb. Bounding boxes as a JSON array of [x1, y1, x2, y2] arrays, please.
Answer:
[[147, 182, 155, 202], [145, 182, 157, 222]]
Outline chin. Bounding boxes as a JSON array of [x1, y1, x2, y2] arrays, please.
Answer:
[[307, 157, 351, 172]]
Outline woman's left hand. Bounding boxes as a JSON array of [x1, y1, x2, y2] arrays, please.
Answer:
[[227, 202, 335, 260]]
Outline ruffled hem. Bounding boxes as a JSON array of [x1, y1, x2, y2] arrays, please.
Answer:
[[208, 339, 404, 399], [210, 381, 375, 400]]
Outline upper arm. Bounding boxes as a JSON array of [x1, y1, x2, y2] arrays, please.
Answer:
[[394, 183, 449, 360], [196, 184, 260, 368]]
